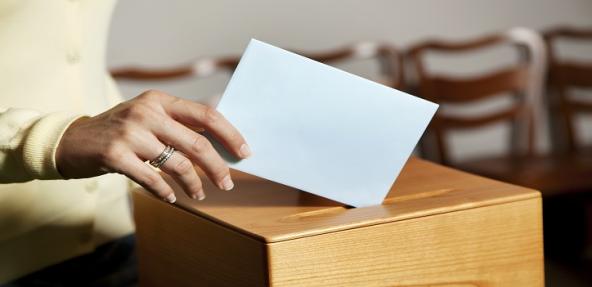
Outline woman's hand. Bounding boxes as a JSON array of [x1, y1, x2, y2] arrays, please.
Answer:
[[55, 90, 251, 203]]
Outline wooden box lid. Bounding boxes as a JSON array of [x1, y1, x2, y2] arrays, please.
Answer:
[[147, 157, 540, 243]]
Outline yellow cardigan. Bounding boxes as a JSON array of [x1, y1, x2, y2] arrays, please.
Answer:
[[0, 0, 134, 282]]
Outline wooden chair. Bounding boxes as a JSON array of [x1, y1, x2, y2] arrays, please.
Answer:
[[111, 42, 403, 89], [543, 26, 592, 154], [110, 56, 241, 81], [408, 28, 592, 196], [543, 27, 592, 259]]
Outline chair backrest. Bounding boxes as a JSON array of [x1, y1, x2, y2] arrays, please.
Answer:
[[407, 28, 546, 164], [543, 26, 592, 153], [110, 56, 240, 81], [110, 42, 403, 89]]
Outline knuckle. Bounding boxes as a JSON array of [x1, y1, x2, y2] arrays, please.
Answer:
[[128, 103, 151, 120], [142, 173, 162, 189], [172, 158, 193, 176], [137, 90, 163, 102], [160, 118, 174, 132], [169, 96, 183, 106], [191, 134, 211, 154], [115, 103, 151, 123], [202, 106, 220, 125], [186, 175, 203, 194]]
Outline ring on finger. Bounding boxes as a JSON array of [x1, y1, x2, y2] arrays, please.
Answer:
[[149, 145, 175, 168]]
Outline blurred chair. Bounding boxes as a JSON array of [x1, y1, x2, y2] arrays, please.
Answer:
[[408, 28, 592, 196], [543, 27, 592, 262], [110, 56, 240, 81], [543, 26, 592, 154], [111, 42, 403, 89]]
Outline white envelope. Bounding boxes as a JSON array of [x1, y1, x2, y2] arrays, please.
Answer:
[[215, 39, 438, 207]]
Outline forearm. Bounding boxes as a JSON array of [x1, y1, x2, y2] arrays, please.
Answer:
[[0, 107, 84, 183]]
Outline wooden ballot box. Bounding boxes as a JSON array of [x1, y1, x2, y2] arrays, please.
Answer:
[[132, 158, 544, 286]]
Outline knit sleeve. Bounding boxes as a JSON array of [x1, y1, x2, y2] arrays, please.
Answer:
[[0, 108, 85, 182]]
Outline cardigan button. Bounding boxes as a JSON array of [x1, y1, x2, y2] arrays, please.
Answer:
[[66, 51, 80, 64]]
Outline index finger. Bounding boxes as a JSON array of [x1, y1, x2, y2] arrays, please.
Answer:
[[160, 95, 251, 160]]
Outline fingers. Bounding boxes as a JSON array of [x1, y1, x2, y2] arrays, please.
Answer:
[[158, 150, 206, 200], [158, 95, 251, 159], [150, 119, 234, 191], [132, 131, 206, 199], [127, 90, 249, 196], [116, 151, 177, 203]]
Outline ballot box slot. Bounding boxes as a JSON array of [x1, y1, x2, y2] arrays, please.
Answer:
[[382, 188, 455, 205], [278, 188, 456, 223]]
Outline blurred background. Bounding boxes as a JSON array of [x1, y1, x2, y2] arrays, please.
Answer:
[[107, 1, 592, 286]]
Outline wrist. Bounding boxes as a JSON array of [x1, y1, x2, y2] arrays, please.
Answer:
[[55, 116, 92, 179]]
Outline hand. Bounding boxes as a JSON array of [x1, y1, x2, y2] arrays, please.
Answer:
[[55, 90, 251, 203]]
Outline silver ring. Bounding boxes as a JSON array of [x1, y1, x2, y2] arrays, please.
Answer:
[[149, 145, 175, 168]]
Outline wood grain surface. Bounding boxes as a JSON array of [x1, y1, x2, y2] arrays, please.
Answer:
[[268, 198, 543, 286], [133, 190, 269, 287], [133, 157, 543, 286], [161, 157, 540, 242]]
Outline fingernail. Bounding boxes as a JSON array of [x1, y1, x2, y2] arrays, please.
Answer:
[[220, 175, 234, 191], [239, 144, 252, 158], [165, 193, 177, 203]]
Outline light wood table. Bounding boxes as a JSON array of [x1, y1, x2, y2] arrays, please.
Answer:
[[133, 157, 544, 286]]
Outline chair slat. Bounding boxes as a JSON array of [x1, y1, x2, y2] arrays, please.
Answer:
[[110, 66, 194, 80], [554, 62, 592, 87], [427, 66, 529, 103], [544, 26, 592, 40], [544, 26, 592, 152], [436, 105, 523, 129], [571, 100, 592, 113], [407, 35, 504, 54], [408, 28, 544, 164], [110, 57, 240, 81]]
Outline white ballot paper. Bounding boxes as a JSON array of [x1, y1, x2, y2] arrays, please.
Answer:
[[215, 39, 438, 207]]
